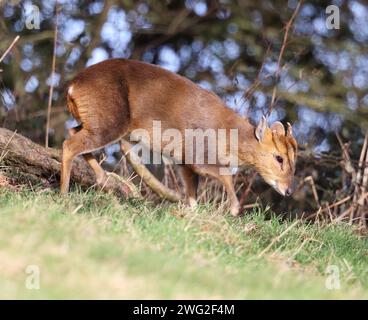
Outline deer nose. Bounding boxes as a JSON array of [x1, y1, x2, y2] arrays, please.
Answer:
[[285, 187, 293, 197]]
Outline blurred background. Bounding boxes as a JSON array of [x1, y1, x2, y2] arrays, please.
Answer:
[[0, 0, 367, 218]]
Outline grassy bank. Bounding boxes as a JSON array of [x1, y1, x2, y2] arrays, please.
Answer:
[[0, 187, 367, 299]]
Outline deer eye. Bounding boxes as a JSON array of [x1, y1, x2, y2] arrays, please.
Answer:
[[275, 155, 283, 164]]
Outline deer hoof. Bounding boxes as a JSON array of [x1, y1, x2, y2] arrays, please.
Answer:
[[188, 197, 198, 210], [96, 173, 107, 186], [230, 204, 241, 217]]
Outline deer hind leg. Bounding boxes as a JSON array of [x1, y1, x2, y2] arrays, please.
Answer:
[[179, 165, 199, 209], [61, 127, 110, 194], [68, 126, 107, 186]]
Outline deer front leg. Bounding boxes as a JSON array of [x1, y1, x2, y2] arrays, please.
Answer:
[[218, 174, 240, 216], [192, 165, 240, 216], [179, 165, 199, 209]]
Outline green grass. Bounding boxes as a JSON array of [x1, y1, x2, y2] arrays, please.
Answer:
[[0, 187, 367, 299]]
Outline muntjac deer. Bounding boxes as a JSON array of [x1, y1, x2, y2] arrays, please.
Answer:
[[61, 59, 298, 216]]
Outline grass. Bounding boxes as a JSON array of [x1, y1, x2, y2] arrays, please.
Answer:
[[0, 186, 367, 299]]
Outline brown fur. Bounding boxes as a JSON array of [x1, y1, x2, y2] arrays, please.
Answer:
[[61, 59, 298, 216]]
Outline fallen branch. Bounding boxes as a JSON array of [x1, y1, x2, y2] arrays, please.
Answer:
[[0, 127, 184, 203], [0, 128, 136, 197]]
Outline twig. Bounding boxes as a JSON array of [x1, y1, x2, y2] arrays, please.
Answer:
[[0, 35, 20, 64], [355, 132, 368, 192], [336, 131, 355, 176], [352, 131, 368, 221], [268, 0, 303, 115], [320, 195, 351, 213], [45, 2, 59, 148], [258, 220, 300, 258], [334, 207, 352, 223], [242, 203, 259, 209], [357, 136, 368, 218], [242, 45, 271, 104], [304, 175, 320, 207]]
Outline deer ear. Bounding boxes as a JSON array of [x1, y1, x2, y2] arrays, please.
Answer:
[[286, 122, 293, 136], [270, 121, 285, 136], [255, 115, 268, 142]]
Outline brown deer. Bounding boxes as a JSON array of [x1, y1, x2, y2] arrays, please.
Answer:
[[61, 59, 298, 216]]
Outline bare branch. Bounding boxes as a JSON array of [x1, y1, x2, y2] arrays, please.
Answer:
[[268, 0, 303, 116], [45, 2, 59, 148], [0, 35, 20, 64]]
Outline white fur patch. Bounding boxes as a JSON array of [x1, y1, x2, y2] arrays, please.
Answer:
[[68, 85, 73, 96], [189, 197, 198, 209], [231, 167, 239, 175]]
